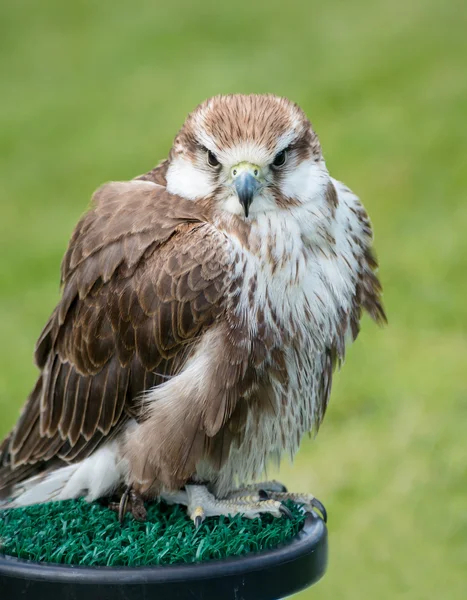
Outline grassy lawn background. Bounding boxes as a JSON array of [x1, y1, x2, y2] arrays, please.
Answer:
[[0, 1, 466, 598]]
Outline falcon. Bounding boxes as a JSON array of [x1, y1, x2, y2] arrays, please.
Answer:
[[0, 94, 385, 524]]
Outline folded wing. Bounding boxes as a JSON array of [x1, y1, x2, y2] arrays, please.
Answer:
[[0, 181, 231, 491]]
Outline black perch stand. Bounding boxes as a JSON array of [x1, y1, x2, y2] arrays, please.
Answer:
[[0, 511, 327, 600]]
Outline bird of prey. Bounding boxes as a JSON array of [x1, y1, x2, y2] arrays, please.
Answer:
[[0, 94, 385, 524]]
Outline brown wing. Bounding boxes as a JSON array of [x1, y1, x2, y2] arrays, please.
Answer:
[[0, 179, 231, 491]]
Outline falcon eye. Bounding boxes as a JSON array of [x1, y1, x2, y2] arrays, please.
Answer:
[[272, 149, 287, 168], [206, 150, 220, 168]]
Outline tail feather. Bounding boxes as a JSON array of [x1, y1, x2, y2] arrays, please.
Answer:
[[0, 464, 79, 509], [0, 441, 126, 510]]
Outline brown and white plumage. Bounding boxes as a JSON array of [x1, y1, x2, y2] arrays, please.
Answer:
[[0, 94, 385, 512]]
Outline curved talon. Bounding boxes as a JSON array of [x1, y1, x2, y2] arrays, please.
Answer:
[[191, 505, 205, 528], [258, 489, 269, 501], [118, 485, 131, 524], [279, 503, 294, 520], [194, 515, 203, 529], [311, 497, 327, 523]]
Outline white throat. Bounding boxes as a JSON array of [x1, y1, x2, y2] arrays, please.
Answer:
[[166, 157, 214, 200]]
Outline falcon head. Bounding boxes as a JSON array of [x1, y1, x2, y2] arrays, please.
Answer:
[[166, 94, 333, 218]]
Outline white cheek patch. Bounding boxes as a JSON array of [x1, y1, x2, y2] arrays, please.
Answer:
[[166, 157, 215, 200], [281, 159, 329, 203]]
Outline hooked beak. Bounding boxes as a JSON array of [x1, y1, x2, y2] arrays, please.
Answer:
[[231, 163, 263, 218]]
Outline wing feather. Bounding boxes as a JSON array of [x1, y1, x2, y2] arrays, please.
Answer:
[[9, 379, 43, 457], [96, 360, 123, 435], [81, 368, 108, 441], [58, 369, 80, 438], [68, 376, 91, 446], [0, 179, 231, 490]]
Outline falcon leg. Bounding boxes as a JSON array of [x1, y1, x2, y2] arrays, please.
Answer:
[[184, 484, 292, 527], [108, 485, 147, 523]]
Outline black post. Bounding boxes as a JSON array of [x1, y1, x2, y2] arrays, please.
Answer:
[[0, 512, 327, 600]]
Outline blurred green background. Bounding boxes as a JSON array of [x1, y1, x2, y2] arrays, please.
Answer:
[[1, 0, 466, 597]]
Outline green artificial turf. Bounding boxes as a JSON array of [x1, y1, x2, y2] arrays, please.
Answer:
[[0, 499, 306, 567]]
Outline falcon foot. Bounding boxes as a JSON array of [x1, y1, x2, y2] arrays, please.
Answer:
[[224, 481, 326, 522], [256, 490, 327, 523], [183, 484, 293, 527], [108, 485, 147, 523]]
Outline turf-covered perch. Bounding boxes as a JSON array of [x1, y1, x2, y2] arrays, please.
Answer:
[[0, 499, 306, 567]]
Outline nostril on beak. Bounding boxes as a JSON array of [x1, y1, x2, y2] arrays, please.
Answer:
[[230, 163, 261, 181]]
